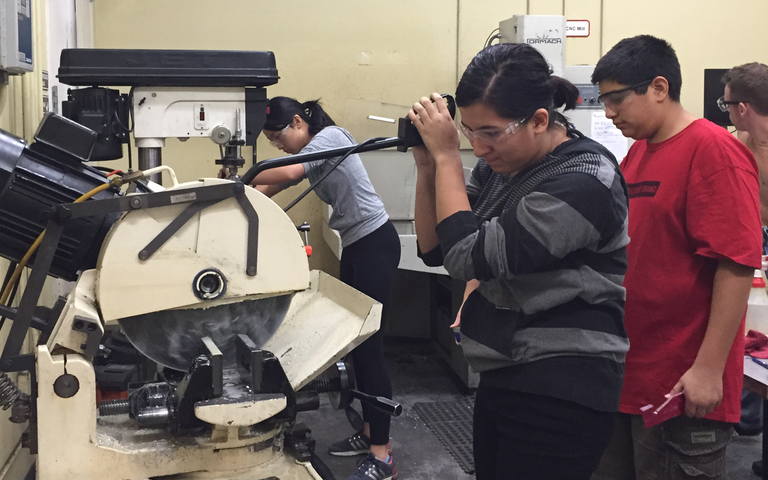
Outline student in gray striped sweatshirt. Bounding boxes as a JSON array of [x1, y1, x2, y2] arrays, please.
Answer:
[[408, 43, 630, 480]]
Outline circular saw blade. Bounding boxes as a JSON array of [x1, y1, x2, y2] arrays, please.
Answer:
[[118, 294, 293, 372]]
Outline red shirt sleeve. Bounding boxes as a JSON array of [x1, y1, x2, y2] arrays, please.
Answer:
[[686, 136, 762, 268]]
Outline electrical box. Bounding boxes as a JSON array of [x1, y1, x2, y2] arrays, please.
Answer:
[[0, 0, 33, 74], [564, 64, 601, 109], [499, 15, 566, 76], [563, 65, 631, 162]]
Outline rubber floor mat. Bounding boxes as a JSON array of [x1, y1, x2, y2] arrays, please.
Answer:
[[413, 397, 475, 474]]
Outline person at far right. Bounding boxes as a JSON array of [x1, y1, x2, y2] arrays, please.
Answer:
[[590, 35, 763, 480], [721, 61, 768, 477], [722, 62, 768, 226]]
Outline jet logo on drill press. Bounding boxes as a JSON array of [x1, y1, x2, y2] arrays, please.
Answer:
[[627, 181, 661, 198]]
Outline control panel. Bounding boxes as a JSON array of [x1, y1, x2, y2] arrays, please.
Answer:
[[574, 84, 601, 109]]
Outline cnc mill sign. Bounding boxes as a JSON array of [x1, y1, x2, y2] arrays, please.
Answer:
[[566, 20, 590, 38]]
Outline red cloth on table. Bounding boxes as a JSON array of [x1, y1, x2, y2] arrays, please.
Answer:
[[746, 329, 768, 358]]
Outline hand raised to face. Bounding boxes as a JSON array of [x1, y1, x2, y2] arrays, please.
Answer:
[[408, 93, 460, 161]]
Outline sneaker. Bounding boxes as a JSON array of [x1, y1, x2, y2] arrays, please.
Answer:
[[329, 431, 372, 456], [346, 453, 398, 480], [329, 431, 393, 457]]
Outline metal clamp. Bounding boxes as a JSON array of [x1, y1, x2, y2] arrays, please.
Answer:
[[72, 316, 102, 357]]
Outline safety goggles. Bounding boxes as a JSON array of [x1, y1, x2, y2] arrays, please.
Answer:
[[598, 80, 653, 109], [459, 115, 533, 146], [268, 123, 292, 148]]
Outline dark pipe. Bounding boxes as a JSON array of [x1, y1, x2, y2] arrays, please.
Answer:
[[240, 137, 402, 185]]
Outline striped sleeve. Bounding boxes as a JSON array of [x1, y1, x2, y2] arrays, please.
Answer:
[[436, 169, 628, 282], [465, 162, 486, 209]]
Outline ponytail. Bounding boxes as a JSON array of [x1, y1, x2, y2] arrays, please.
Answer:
[[301, 100, 336, 135], [264, 96, 336, 136], [551, 76, 579, 111]]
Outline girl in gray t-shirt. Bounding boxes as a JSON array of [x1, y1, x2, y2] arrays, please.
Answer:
[[249, 97, 401, 480]]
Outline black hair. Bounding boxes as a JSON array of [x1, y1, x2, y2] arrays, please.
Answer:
[[723, 62, 768, 116], [591, 35, 682, 102], [455, 43, 579, 128], [263, 96, 336, 136]]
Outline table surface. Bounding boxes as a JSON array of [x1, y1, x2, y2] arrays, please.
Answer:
[[745, 356, 768, 398]]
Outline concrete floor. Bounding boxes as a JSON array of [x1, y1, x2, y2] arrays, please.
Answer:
[[299, 338, 474, 480], [298, 338, 765, 480], [729, 434, 763, 479]]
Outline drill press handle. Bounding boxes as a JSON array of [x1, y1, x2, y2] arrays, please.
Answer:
[[350, 389, 402, 417]]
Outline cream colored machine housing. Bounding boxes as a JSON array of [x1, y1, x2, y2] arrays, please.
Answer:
[[30, 178, 383, 480]]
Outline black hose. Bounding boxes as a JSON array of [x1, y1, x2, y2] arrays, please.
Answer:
[[240, 137, 401, 186]]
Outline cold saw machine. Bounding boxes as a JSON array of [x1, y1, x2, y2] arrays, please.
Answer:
[[0, 49, 446, 480]]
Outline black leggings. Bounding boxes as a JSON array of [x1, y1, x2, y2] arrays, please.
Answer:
[[473, 381, 616, 480], [340, 221, 401, 446]]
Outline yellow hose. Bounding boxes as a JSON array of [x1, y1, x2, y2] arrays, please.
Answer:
[[0, 182, 114, 305]]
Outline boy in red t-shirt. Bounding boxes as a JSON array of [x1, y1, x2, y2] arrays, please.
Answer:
[[590, 35, 762, 480]]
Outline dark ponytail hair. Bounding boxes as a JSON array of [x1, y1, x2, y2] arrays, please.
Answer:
[[263, 96, 336, 136], [456, 43, 579, 128]]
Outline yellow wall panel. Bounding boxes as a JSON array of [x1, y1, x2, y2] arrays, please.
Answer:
[[529, 0, 565, 15], [564, 0, 602, 66], [602, 0, 768, 117], [458, 0, 528, 77]]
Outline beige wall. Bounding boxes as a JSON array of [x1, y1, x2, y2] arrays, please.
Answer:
[[86, 1, 766, 275], [602, 0, 768, 129]]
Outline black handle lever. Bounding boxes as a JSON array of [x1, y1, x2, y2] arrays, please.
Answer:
[[396, 94, 456, 152], [350, 389, 402, 417]]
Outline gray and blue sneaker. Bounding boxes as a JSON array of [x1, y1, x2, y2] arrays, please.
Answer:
[[328, 431, 371, 456], [346, 453, 398, 480], [328, 431, 393, 457]]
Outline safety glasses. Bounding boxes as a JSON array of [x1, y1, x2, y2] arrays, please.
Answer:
[[268, 123, 292, 148], [717, 96, 747, 112], [459, 114, 533, 146], [598, 80, 653, 109]]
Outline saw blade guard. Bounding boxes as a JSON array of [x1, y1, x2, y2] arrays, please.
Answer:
[[96, 178, 311, 322], [89, 178, 380, 388]]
